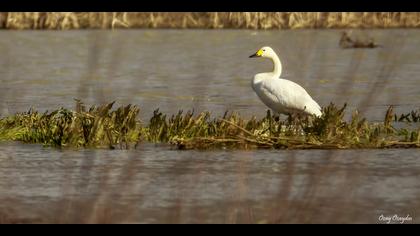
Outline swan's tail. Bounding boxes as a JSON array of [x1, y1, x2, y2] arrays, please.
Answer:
[[305, 99, 322, 117]]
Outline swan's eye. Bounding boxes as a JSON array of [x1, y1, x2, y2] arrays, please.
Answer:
[[262, 49, 265, 52]]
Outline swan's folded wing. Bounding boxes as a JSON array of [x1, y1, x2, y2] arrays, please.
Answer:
[[263, 79, 320, 114]]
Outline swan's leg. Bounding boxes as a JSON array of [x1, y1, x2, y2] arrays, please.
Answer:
[[294, 113, 301, 134], [291, 113, 307, 135], [297, 113, 308, 135], [274, 112, 280, 122], [286, 113, 298, 134], [286, 113, 293, 125]]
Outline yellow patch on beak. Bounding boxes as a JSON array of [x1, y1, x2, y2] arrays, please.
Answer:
[[256, 49, 263, 57]]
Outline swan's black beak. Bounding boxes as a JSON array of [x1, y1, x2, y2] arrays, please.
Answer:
[[249, 53, 258, 58], [249, 49, 263, 58]]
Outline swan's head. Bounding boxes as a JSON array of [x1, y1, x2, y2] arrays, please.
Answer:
[[249, 46, 276, 59]]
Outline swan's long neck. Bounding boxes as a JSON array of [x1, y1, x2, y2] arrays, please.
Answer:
[[271, 53, 282, 78]]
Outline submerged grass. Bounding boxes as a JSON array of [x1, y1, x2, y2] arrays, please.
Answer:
[[0, 101, 419, 150], [2, 12, 420, 30]]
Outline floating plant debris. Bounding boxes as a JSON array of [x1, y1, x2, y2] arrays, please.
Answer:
[[394, 109, 420, 122], [0, 101, 418, 150], [339, 31, 381, 49]]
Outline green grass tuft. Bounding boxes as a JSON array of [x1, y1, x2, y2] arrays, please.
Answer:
[[0, 101, 419, 150]]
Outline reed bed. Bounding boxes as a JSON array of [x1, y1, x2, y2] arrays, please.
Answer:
[[2, 12, 420, 30], [0, 101, 418, 150]]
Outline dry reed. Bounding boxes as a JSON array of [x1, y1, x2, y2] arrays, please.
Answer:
[[2, 12, 420, 30]]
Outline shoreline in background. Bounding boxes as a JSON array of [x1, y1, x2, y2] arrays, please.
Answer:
[[1, 12, 420, 30]]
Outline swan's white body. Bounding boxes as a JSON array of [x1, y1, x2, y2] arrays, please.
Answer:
[[249, 46, 322, 117]]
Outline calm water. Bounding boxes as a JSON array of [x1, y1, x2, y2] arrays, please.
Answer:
[[0, 29, 419, 223]]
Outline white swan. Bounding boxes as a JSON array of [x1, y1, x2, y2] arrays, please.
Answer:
[[249, 46, 322, 117]]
